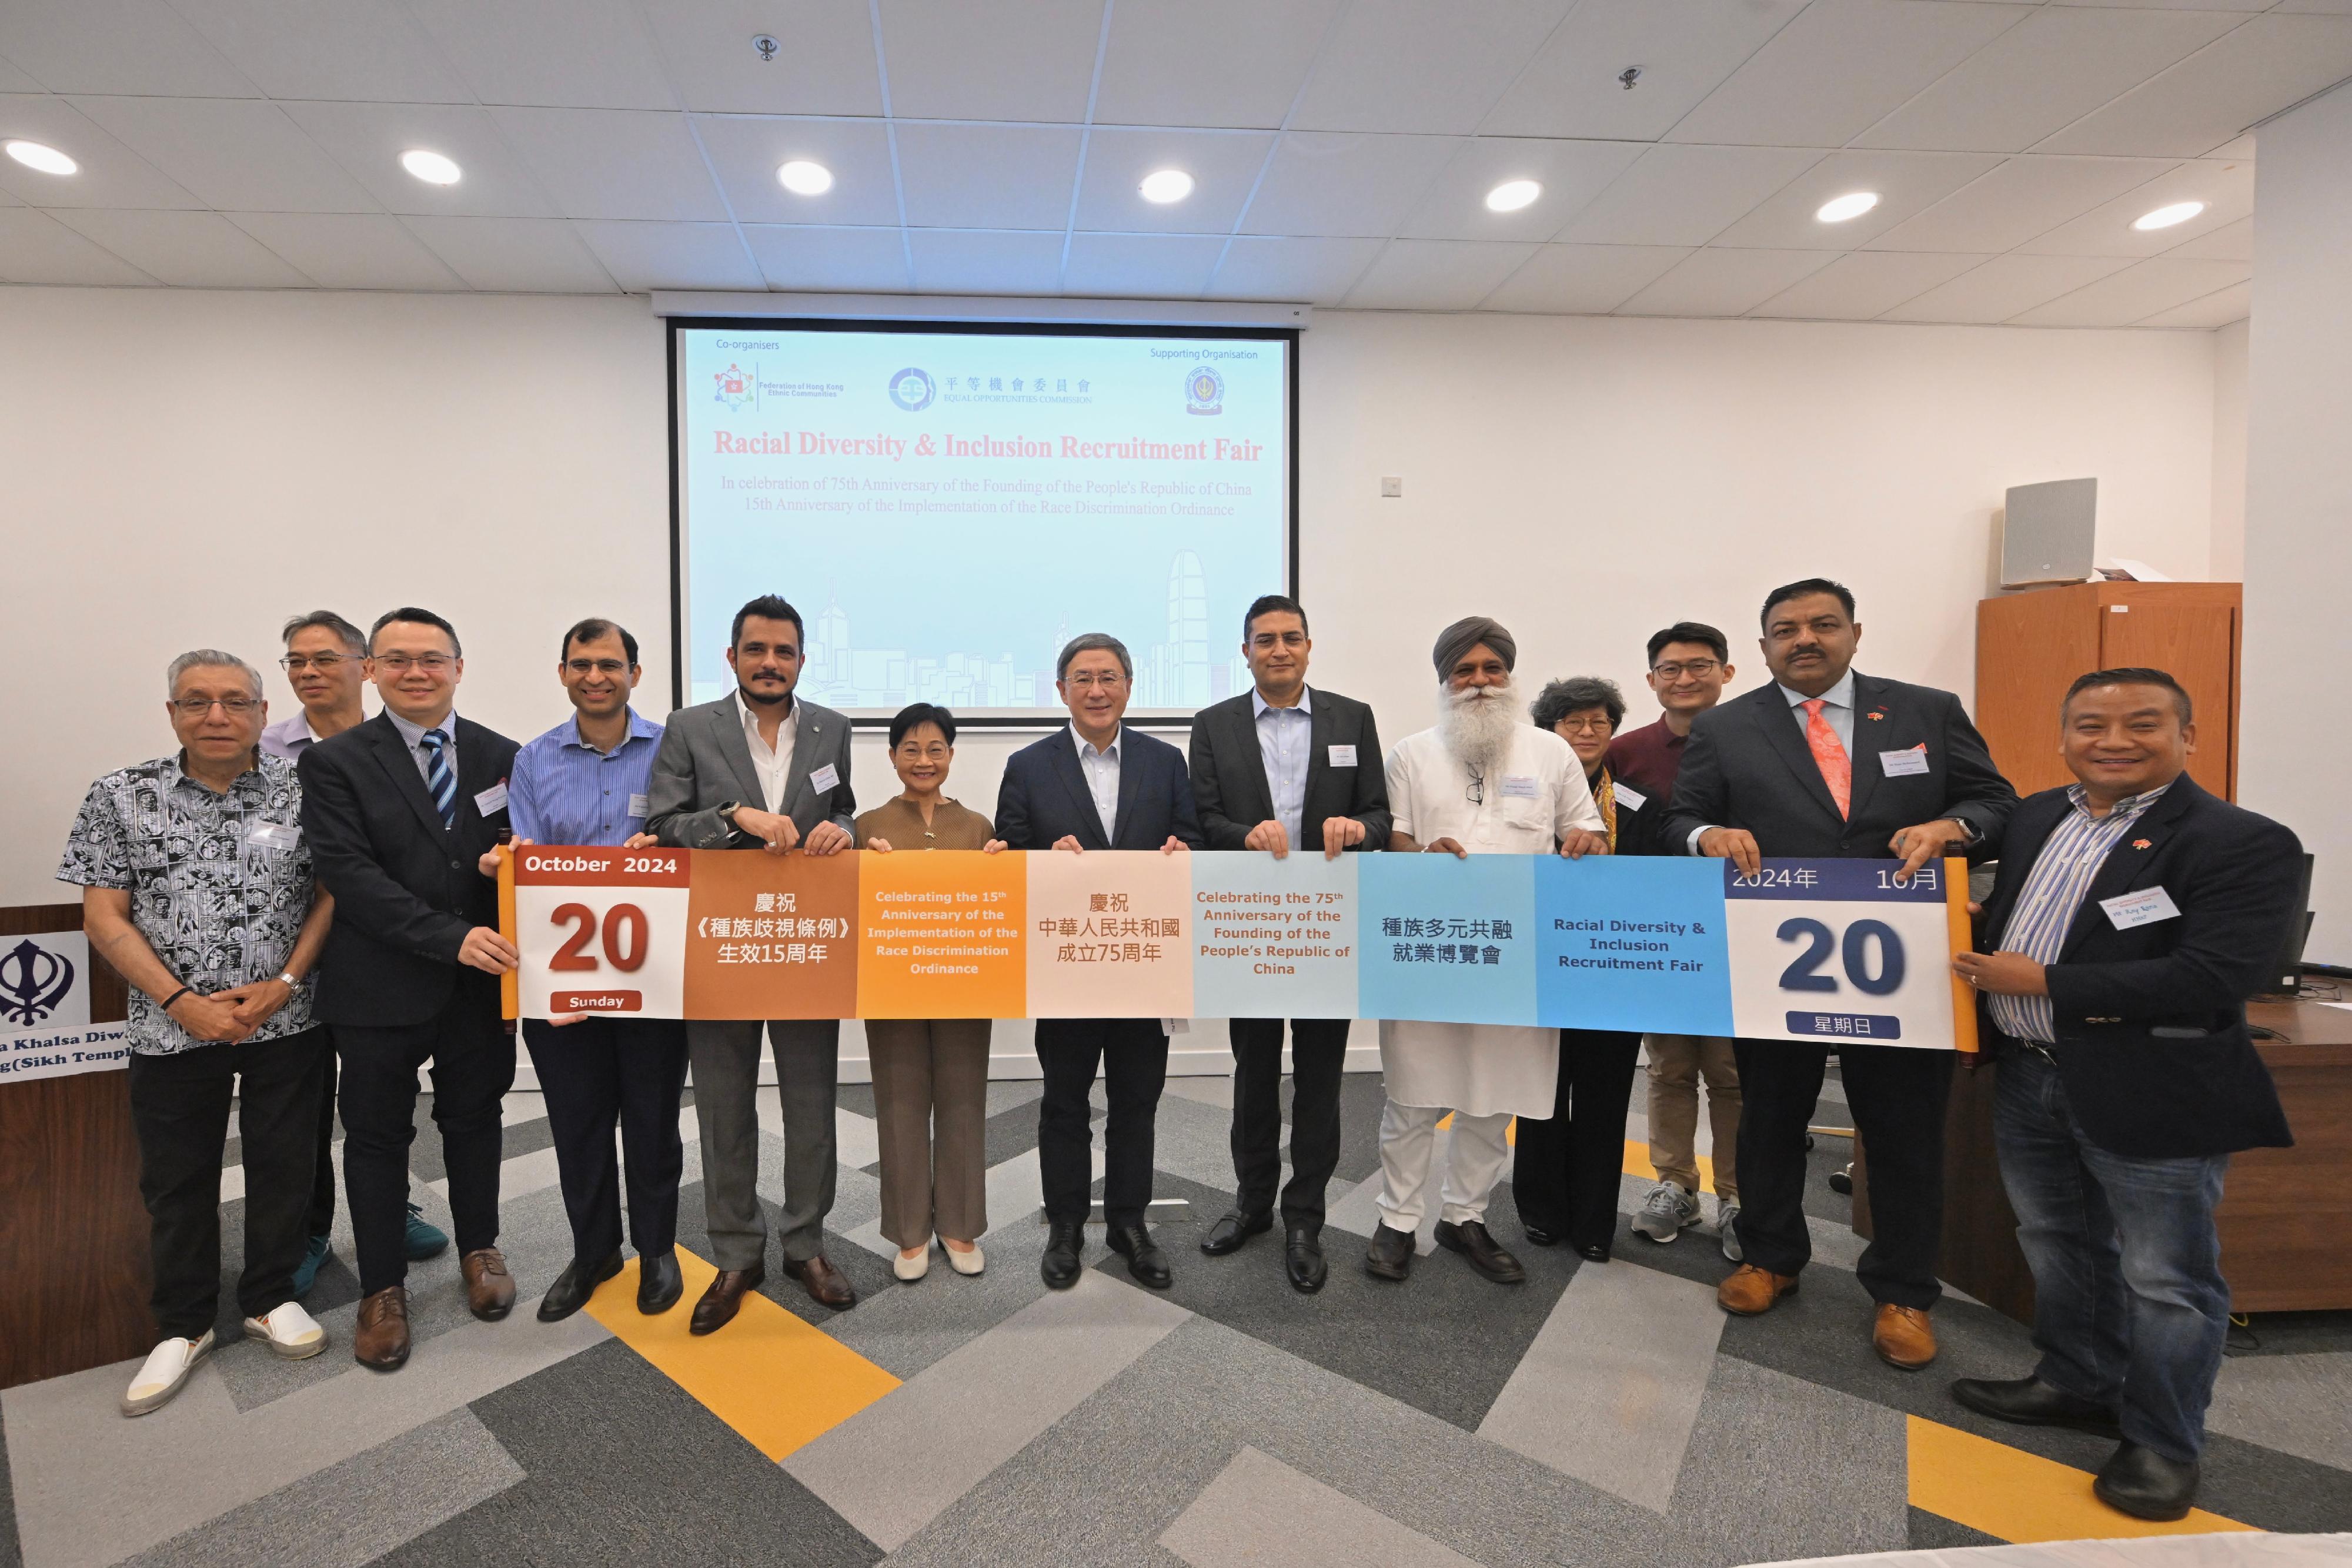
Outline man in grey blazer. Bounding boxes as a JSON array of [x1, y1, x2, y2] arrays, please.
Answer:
[[645, 594, 858, 1327]]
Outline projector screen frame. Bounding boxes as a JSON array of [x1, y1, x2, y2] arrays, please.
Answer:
[[666, 314, 1301, 727]]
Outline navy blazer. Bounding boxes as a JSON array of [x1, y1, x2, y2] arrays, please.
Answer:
[[1977, 774, 2297, 1159], [995, 725, 1205, 852]]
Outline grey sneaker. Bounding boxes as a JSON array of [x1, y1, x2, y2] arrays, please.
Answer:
[[1716, 1199, 1743, 1262], [1631, 1180, 1699, 1243]]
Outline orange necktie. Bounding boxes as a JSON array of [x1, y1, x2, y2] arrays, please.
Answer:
[[1802, 697, 1851, 820]]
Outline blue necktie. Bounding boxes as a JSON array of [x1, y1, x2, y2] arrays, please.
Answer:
[[420, 728, 457, 830]]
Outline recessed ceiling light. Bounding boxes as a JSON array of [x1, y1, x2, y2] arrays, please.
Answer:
[[2133, 200, 2205, 232], [1138, 168, 1194, 204], [777, 159, 833, 196], [1485, 178, 1541, 213], [5, 140, 77, 176], [1815, 190, 1879, 223], [400, 149, 461, 185]]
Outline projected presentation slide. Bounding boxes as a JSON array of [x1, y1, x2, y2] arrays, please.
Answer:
[[674, 323, 1293, 718]]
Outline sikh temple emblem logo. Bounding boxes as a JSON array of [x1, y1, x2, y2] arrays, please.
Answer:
[[0, 937, 75, 1027], [713, 362, 757, 411], [1185, 365, 1224, 416]]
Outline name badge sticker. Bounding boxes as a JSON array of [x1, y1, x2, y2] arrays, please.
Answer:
[[473, 781, 509, 816], [1327, 744, 1358, 768], [1612, 783, 1647, 811], [808, 763, 841, 795], [627, 793, 651, 817], [248, 821, 299, 850], [1879, 746, 1930, 778], [2099, 886, 2181, 931], [1498, 774, 1541, 800]]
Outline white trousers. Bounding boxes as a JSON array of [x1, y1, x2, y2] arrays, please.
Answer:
[[1375, 1101, 1514, 1231]]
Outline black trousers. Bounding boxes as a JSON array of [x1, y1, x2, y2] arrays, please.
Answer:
[[1512, 1028, 1643, 1252], [304, 1045, 337, 1238], [1228, 1017, 1350, 1227], [335, 988, 515, 1296], [523, 1017, 689, 1262], [1035, 1018, 1168, 1229], [128, 1028, 328, 1339], [1733, 1038, 1955, 1310]]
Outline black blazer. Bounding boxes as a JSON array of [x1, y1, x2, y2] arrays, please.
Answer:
[[1663, 673, 2016, 860], [995, 726, 1205, 852], [1977, 775, 2297, 1158], [300, 712, 518, 1027], [1187, 686, 1391, 853], [1599, 770, 1667, 858]]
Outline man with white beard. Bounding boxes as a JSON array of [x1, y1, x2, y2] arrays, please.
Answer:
[[1367, 617, 1610, 1285]]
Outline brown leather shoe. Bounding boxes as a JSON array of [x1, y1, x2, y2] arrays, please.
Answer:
[[1718, 1263, 1800, 1315], [689, 1262, 766, 1336], [784, 1252, 856, 1308], [1873, 1303, 1937, 1369], [353, 1286, 411, 1370], [460, 1248, 515, 1321]]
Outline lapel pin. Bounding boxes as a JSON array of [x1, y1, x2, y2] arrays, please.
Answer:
[[1867, 710, 1886, 720], [2132, 838, 2152, 850]]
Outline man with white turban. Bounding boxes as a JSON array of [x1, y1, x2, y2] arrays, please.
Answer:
[[1368, 618, 1609, 1285]]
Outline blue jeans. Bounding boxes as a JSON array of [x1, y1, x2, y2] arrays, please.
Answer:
[[1994, 1049, 2231, 1462]]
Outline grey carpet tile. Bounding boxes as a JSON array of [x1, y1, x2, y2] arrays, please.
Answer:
[[0, 1407, 18, 1568], [819, 1220, 1058, 1380], [1331, 1072, 1392, 1183], [373, 1340, 881, 1568], [983, 1078, 1046, 1116], [1159, 1446, 1482, 1567], [2210, 1350, 2352, 1472], [1905, 1506, 2004, 1552], [2196, 1431, 2352, 1535], [1162, 1074, 1237, 1112], [2229, 1309, 2352, 1358], [836, 1082, 878, 1118], [1143, 1085, 1258, 1196], [118, 1408, 523, 1568], [979, 1093, 1049, 1171]]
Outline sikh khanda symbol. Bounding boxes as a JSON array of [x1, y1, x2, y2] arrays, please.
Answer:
[[0, 938, 75, 1027]]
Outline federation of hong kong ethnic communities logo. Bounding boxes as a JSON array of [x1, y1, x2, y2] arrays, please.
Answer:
[[1185, 364, 1224, 416], [1, 937, 75, 1027], [888, 366, 936, 411], [713, 362, 756, 410]]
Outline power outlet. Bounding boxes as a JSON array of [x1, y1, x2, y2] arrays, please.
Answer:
[[1379, 476, 1403, 499]]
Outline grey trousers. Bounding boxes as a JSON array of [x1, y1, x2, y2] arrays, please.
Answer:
[[687, 1018, 839, 1269], [866, 1018, 991, 1249]]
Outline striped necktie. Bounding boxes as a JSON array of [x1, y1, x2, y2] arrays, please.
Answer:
[[420, 727, 457, 830]]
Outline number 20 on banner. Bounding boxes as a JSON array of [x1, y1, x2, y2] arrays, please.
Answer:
[[1722, 859, 1972, 1050], [502, 847, 691, 1021]]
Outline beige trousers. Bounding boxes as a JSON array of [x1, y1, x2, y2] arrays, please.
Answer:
[[1644, 1032, 1742, 1200], [866, 1018, 992, 1248]]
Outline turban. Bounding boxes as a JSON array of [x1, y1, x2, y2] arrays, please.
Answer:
[[1432, 616, 1516, 678]]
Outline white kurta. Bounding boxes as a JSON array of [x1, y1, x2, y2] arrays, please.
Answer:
[[1377, 722, 1605, 1118]]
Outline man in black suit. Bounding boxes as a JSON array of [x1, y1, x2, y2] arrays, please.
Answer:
[[299, 608, 520, 1370], [1663, 577, 2015, 1370], [1951, 668, 2297, 1523], [996, 632, 1205, 1292], [1188, 594, 1391, 1293]]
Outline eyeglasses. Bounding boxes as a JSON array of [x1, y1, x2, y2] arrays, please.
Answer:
[[1064, 673, 1127, 690], [1466, 771, 1484, 806], [173, 696, 259, 716], [375, 653, 454, 673], [564, 658, 631, 677], [1555, 713, 1615, 734], [279, 654, 352, 672], [1651, 660, 1721, 680]]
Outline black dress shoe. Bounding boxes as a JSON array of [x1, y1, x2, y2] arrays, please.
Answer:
[[2094, 1440, 2200, 1522], [1521, 1222, 1562, 1248], [1108, 1223, 1172, 1289], [636, 1251, 683, 1315], [1434, 1219, 1526, 1283], [1365, 1223, 1415, 1281], [1201, 1209, 1273, 1256], [689, 1262, 766, 1336], [1040, 1219, 1085, 1290], [1951, 1375, 2124, 1440], [1284, 1224, 1327, 1294], [1576, 1242, 1611, 1263], [537, 1251, 623, 1322]]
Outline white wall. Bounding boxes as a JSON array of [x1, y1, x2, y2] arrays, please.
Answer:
[[2210, 316, 2250, 583]]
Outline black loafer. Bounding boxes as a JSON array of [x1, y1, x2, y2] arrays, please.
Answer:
[[536, 1251, 622, 1322], [1041, 1219, 1085, 1290], [1434, 1219, 1526, 1283], [1522, 1222, 1562, 1248], [1365, 1222, 1415, 1281], [636, 1251, 683, 1315], [2094, 1440, 2200, 1522], [1951, 1375, 2124, 1440], [1108, 1223, 1172, 1289], [1201, 1209, 1273, 1256], [1284, 1224, 1327, 1293], [1576, 1242, 1611, 1263]]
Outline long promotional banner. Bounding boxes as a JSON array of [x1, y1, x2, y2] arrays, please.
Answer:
[[502, 848, 1978, 1051]]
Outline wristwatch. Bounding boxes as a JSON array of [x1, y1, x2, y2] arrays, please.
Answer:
[[276, 972, 299, 988], [717, 801, 744, 829]]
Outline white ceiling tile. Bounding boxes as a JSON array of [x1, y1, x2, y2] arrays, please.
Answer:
[[1709, 149, 2001, 250], [171, 0, 471, 103], [2273, 0, 2352, 12], [226, 212, 465, 289], [1553, 143, 1820, 246], [0, 0, 255, 97], [2062, 0, 2269, 12], [2009, 255, 2250, 325], [1878, 252, 2136, 322], [1613, 246, 1836, 316], [1748, 249, 1990, 319], [1478, 243, 1691, 313], [2016, 156, 2251, 256], [1063, 232, 1224, 296], [0, 183, 15, 206], [1481, 0, 1808, 141], [894, 122, 1083, 229], [637, 0, 883, 115], [2137, 279, 2250, 327], [877, 0, 1105, 123], [2036, 14, 2352, 157], [68, 96, 377, 213], [0, 56, 43, 93], [1863, 155, 2176, 252], [1094, 0, 1341, 129], [52, 208, 312, 286], [1072, 127, 1273, 234], [1205, 234, 1380, 302], [1856, 7, 2241, 154], [1342, 239, 1540, 310], [2163, 213, 2251, 260], [279, 101, 556, 219], [904, 228, 1067, 294], [1396, 138, 1645, 242], [400, 215, 620, 292], [0, 93, 202, 209], [742, 225, 911, 292], [2203, 132, 2257, 159], [489, 108, 728, 222], [693, 115, 901, 227], [1290, 0, 1576, 135], [0, 207, 156, 283], [573, 219, 763, 290], [404, 0, 676, 110], [1235, 131, 1461, 238], [1668, 0, 2027, 148]]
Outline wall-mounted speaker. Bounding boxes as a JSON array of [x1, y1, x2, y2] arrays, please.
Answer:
[[2000, 477, 2096, 588]]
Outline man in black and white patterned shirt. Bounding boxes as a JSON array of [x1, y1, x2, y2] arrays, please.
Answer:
[[59, 649, 336, 1417]]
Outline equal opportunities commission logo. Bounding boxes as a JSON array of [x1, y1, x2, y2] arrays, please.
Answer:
[[888, 367, 936, 412]]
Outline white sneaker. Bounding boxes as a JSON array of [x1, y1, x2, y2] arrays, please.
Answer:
[[122, 1330, 213, 1416], [243, 1300, 328, 1359], [893, 1242, 932, 1282], [944, 1241, 985, 1276]]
